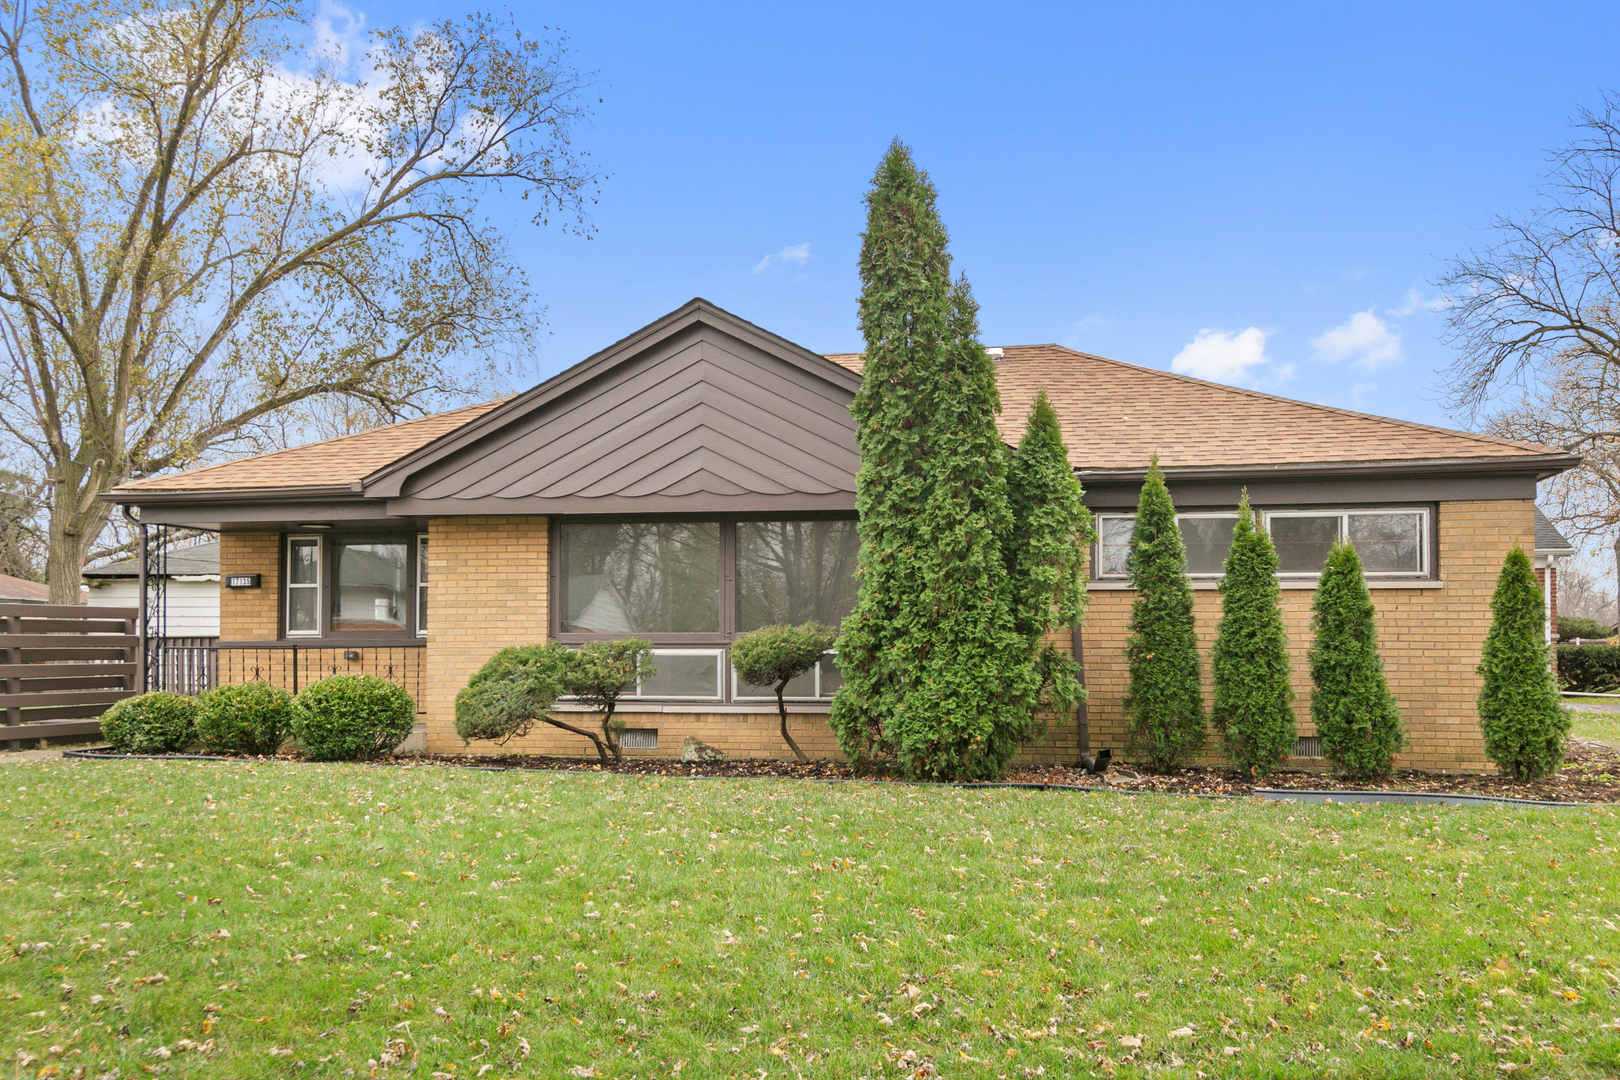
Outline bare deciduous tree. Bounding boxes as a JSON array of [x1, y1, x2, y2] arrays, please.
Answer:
[[1440, 92, 1620, 414], [0, 0, 598, 601], [1483, 350, 1620, 543]]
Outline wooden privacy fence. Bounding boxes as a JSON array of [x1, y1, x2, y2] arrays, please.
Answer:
[[1, 603, 138, 747]]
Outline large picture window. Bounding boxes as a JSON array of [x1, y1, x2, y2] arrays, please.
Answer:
[[735, 519, 860, 631], [553, 516, 858, 702], [558, 521, 721, 634], [332, 541, 409, 632]]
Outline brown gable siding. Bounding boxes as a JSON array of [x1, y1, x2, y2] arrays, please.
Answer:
[[393, 321, 859, 512]]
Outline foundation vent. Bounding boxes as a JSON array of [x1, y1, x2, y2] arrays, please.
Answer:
[[620, 728, 658, 750], [1293, 735, 1322, 759]]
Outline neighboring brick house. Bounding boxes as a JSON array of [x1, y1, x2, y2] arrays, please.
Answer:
[[105, 299, 1581, 772]]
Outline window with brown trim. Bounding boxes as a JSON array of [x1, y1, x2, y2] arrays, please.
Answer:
[[279, 532, 424, 640], [552, 516, 857, 701]]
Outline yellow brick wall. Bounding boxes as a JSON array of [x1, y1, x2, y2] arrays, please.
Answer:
[[423, 516, 551, 753], [220, 499, 1534, 772], [1077, 498, 1534, 773], [218, 531, 280, 640], [467, 709, 846, 761]]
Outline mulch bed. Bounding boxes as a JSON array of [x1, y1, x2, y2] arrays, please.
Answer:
[[66, 739, 1620, 803], [1002, 739, 1620, 803], [392, 738, 1620, 803]]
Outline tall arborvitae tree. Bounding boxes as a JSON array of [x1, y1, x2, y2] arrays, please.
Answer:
[[1005, 390, 1094, 724], [1123, 457, 1206, 771], [1211, 493, 1295, 778], [893, 279, 1034, 780], [1478, 546, 1570, 779], [828, 140, 954, 770], [1310, 542, 1405, 780]]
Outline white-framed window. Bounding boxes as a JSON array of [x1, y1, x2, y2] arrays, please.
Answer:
[[285, 536, 322, 636], [732, 652, 842, 701], [417, 534, 429, 637], [624, 648, 725, 700], [1265, 508, 1427, 577], [1094, 512, 1239, 578]]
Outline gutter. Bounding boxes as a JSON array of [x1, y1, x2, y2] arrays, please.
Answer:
[[1075, 453, 1581, 484], [99, 482, 364, 506]]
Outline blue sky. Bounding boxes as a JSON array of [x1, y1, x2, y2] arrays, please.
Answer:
[[370, 0, 1618, 430]]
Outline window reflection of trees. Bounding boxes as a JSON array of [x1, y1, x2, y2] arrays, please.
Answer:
[[561, 522, 720, 633], [736, 519, 859, 632]]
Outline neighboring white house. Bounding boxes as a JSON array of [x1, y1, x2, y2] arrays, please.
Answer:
[[83, 539, 220, 638]]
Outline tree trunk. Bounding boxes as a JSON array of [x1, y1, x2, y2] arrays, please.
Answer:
[[776, 683, 808, 763], [537, 714, 611, 763], [601, 703, 623, 763], [46, 496, 109, 605]]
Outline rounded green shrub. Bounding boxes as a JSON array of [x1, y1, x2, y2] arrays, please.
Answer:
[[1556, 615, 1611, 642], [732, 622, 835, 763], [292, 675, 416, 761], [99, 691, 199, 754], [195, 681, 294, 755]]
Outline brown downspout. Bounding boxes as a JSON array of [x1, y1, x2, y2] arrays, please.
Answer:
[[1072, 621, 1089, 763]]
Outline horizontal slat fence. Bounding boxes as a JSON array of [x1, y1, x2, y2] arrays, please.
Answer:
[[1, 603, 138, 746]]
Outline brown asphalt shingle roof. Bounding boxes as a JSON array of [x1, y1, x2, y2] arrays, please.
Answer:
[[114, 345, 1565, 497], [113, 401, 503, 493], [824, 344, 1562, 469]]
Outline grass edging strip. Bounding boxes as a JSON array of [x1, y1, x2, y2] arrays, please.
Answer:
[[63, 746, 267, 764], [1254, 787, 1595, 809]]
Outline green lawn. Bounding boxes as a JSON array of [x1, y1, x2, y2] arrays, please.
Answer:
[[1566, 706, 1620, 745], [3, 760, 1619, 1079]]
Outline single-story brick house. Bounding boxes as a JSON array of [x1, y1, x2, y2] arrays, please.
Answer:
[[106, 299, 1580, 771]]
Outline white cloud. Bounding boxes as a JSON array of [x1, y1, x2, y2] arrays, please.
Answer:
[[1387, 287, 1450, 317], [753, 243, 812, 274], [1311, 310, 1404, 370], [1170, 327, 1272, 382], [1351, 382, 1377, 407]]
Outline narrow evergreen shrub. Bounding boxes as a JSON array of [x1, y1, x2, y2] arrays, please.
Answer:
[[830, 141, 1032, 782], [99, 691, 198, 754], [1555, 644, 1620, 692], [1211, 493, 1295, 778], [293, 675, 416, 761], [1122, 457, 1206, 771], [1005, 390, 1093, 721], [893, 279, 1036, 781], [829, 140, 952, 771], [195, 681, 293, 755], [1310, 541, 1405, 780], [731, 622, 836, 763], [1478, 546, 1570, 780]]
